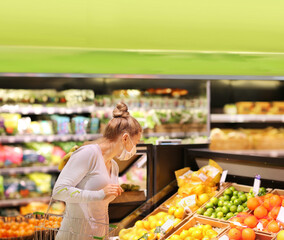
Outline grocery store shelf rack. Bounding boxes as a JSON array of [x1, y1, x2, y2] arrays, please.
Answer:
[[211, 114, 284, 123], [143, 131, 208, 138], [0, 196, 51, 207], [0, 165, 59, 175], [0, 134, 102, 143], [0, 105, 98, 115]]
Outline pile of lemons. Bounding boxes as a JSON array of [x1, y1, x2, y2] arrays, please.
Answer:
[[119, 207, 185, 240], [167, 224, 218, 240]]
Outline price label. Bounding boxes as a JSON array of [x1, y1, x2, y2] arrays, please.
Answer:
[[219, 235, 229, 240], [161, 219, 175, 232], [220, 170, 228, 184], [198, 173, 208, 182], [253, 176, 261, 196], [256, 222, 264, 231], [276, 206, 284, 223]]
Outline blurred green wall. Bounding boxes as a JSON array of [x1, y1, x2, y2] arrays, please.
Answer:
[[0, 0, 284, 75]]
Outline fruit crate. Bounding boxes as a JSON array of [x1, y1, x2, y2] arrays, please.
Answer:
[[219, 228, 275, 240], [0, 216, 34, 240], [160, 182, 231, 213], [143, 207, 190, 239], [196, 183, 257, 221], [166, 215, 230, 240], [271, 189, 284, 196]]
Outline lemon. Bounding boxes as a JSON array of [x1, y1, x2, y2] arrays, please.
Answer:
[[170, 234, 182, 240], [174, 207, 185, 219], [192, 229, 203, 239], [168, 206, 177, 215], [135, 220, 144, 229], [198, 193, 210, 204], [143, 221, 150, 230], [157, 220, 164, 227], [156, 211, 167, 220], [173, 218, 182, 227], [180, 229, 189, 239], [148, 215, 156, 222]]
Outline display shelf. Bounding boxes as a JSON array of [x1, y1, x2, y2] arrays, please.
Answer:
[[0, 196, 51, 207], [0, 166, 59, 175], [211, 114, 284, 123], [0, 134, 102, 143], [0, 104, 99, 114], [143, 131, 208, 138]]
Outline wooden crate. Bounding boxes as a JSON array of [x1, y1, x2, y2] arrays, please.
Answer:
[[166, 215, 230, 239], [271, 189, 284, 196], [111, 191, 146, 204], [219, 228, 275, 240]]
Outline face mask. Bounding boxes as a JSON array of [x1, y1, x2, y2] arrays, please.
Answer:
[[117, 134, 137, 161]]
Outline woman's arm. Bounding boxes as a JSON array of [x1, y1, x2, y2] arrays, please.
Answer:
[[52, 146, 105, 203]]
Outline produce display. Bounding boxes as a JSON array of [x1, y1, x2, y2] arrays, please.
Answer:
[[20, 201, 65, 215], [228, 192, 284, 233], [0, 142, 81, 168], [163, 160, 223, 213], [0, 173, 53, 200], [0, 113, 100, 136], [197, 185, 267, 220], [119, 208, 185, 240], [0, 214, 62, 238], [210, 128, 284, 150], [223, 101, 284, 115], [0, 89, 94, 106]]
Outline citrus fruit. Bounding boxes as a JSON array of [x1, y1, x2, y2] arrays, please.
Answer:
[[254, 205, 268, 219], [168, 206, 177, 215], [173, 218, 182, 227], [270, 206, 281, 220], [242, 228, 256, 240], [228, 227, 241, 240], [135, 220, 144, 228], [259, 218, 269, 228], [244, 215, 258, 228], [143, 221, 150, 230], [247, 197, 260, 211], [267, 220, 280, 233], [174, 207, 185, 219], [156, 211, 167, 220], [180, 229, 189, 239], [270, 195, 282, 208], [277, 230, 284, 240], [192, 229, 202, 239]]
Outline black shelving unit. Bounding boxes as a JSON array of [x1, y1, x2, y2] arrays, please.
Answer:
[[184, 148, 284, 189]]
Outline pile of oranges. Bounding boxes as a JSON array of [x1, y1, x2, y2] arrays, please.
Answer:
[[0, 215, 62, 238], [227, 227, 256, 240], [246, 193, 284, 233]]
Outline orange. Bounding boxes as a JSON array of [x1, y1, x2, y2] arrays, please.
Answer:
[[244, 216, 258, 228], [277, 230, 284, 240], [270, 195, 282, 208], [264, 193, 273, 200], [247, 197, 261, 211], [241, 228, 256, 240], [228, 228, 242, 240], [267, 220, 280, 233], [270, 206, 281, 220], [254, 206, 268, 219], [259, 218, 269, 228], [263, 199, 272, 211]]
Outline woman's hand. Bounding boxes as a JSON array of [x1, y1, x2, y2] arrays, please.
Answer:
[[103, 184, 123, 198]]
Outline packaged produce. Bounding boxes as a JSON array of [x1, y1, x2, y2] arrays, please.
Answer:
[[0, 145, 23, 167], [51, 115, 70, 135], [0, 113, 21, 135], [39, 120, 54, 135], [17, 117, 32, 134], [27, 173, 52, 194], [71, 116, 90, 134], [90, 117, 100, 133], [164, 160, 222, 214], [22, 149, 45, 166]]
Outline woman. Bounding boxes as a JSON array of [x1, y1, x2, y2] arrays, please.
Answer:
[[52, 102, 142, 239]]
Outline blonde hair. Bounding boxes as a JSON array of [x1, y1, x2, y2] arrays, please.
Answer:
[[104, 102, 142, 141]]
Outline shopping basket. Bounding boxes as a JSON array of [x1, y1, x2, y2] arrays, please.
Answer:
[[33, 215, 117, 240]]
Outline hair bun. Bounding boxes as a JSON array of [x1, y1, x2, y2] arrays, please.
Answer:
[[113, 102, 130, 118]]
